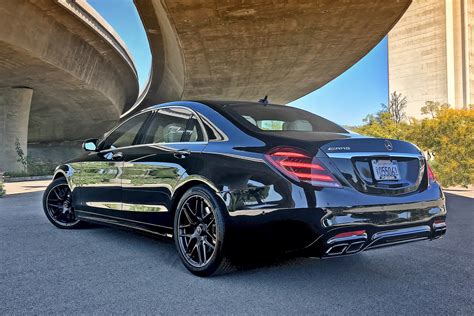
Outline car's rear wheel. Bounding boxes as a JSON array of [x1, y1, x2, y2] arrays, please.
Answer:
[[43, 177, 82, 229], [174, 185, 233, 276]]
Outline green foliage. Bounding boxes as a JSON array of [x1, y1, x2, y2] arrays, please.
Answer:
[[355, 111, 410, 140], [15, 138, 28, 171], [7, 138, 55, 177], [354, 101, 474, 187], [420, 101, 450, 119], [0, 181, 5, 197]]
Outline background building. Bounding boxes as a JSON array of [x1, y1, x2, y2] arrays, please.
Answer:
[[388, 0, 473, 119]]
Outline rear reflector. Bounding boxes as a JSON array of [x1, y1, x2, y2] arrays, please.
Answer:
[[334, 230, 367, 239], [265, 147, 341, 188], [433, 220, 446, 229]]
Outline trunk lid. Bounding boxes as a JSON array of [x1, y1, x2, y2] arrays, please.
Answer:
[[318, 137, 427, 195]]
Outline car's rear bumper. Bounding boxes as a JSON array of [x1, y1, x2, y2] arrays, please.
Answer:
[[305, 217, 446, 257], [225, 196, 447, 256]]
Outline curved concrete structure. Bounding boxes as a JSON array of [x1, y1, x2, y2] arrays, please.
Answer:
[[135, 0, 411, 108], [0, 0, 139, 171]]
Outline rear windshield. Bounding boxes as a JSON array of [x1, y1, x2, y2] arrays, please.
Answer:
[[222, 103, 348, 133]]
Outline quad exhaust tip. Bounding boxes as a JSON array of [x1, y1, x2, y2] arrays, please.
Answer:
[[326, 230, 367, 255], [325, 223, 446, 256]]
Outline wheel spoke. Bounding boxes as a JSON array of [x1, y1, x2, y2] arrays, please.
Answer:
[[186, 238, 196, 254], [179, 223, 193, 229], [196, 241, 203, 264], [183, 206, 196, 225], [53, 189, 62, 200], [205, 231, 216, 243], [207, 217, 215, 227], [202, 240, 207, 263], [48, 202, 63, 209], [189, 243, 198, 258], [203, 239, 215, 250]]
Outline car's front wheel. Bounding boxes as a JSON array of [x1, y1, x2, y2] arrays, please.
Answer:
[[174, 185, 233, 276], [43, 177, 83, 229]]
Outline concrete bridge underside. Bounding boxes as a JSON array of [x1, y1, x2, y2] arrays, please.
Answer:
[[1, 0, 412, 173], [0, 0, 138, 172], [135, 0, 412, 108]]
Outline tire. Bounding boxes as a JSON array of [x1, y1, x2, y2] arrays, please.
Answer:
[[43, 177, 83, 229], [173, 185, 234, 276]]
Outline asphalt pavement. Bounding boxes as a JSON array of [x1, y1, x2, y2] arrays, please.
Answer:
[[0, 188, 473, 314]]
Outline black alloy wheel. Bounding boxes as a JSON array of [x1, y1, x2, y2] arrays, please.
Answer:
[[43, 178, 82, 229], [174, 185, 233, 276]]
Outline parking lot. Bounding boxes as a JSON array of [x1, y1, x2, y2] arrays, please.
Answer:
[[0, 184, 473, 314]]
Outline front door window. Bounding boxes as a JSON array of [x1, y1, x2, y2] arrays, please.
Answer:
[[101, 112, 151, 150]]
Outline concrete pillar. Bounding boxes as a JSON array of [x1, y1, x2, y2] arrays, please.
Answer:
[[0, 88, 33, 173]]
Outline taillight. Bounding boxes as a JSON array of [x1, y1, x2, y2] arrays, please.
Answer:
[[333, 230, 367, 239], [265, 147, 341, 188], [427, 163, 436, 182]]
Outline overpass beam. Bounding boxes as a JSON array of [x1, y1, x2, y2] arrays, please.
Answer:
[[0, 88, 33, 173]]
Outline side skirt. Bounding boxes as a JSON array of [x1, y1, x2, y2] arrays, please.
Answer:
[[75, 210, 174, 238]]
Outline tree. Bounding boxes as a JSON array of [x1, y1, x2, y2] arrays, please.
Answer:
[[420, 101, 449, 118], [413, 107, 474, 187], [382, 91, 407, 123], [354, 101, 473, 187], [355, 111, 409, 140]]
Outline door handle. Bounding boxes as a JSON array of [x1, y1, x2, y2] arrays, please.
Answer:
[[112, 152, 124, 161], [173, 150, 190, 159]]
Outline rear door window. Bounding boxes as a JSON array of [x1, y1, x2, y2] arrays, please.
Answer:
[[142, 107, 204, 144], [182, 115, 204, 142]]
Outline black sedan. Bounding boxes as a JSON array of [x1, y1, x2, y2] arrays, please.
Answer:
[[43, 101, 447, 276]]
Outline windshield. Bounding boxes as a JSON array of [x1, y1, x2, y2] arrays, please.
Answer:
[[223, 103, 348, 133]]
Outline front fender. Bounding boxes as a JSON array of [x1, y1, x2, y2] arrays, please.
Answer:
[[53, 163, 80, 191]]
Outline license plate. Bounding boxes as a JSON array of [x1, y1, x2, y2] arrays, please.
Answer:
[[371, 159, 400, 181]]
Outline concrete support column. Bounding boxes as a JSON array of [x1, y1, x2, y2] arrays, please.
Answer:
[[0, 88, 33, 173]]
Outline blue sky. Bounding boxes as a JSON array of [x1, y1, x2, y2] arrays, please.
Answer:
[[89, 0, 388, 126]]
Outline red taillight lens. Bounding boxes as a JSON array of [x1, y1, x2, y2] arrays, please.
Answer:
[[334, 230, 367, 239], [427, 163, 436, 182], [265, 147, 341, 188]]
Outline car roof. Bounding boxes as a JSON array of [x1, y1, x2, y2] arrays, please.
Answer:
[[144, 100, 286, 115], [196, 100, 285, 109]]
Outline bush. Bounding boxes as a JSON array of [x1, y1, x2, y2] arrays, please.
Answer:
[[0, 179, 5, 197], [5, 138, 55, 178], [353, 104, 473, 187]]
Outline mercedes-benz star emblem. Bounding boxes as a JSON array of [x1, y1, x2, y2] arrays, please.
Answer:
[[384, 140, 393, 151]]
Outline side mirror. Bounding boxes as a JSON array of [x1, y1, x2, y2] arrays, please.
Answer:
[[82, 138, 98, 152]]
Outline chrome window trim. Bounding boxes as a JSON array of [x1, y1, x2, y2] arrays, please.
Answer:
[[195, 113, 229, 142], [325, 152, 425, 159], [99, 142, 208, 154]]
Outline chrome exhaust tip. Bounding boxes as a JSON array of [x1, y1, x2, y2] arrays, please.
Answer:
[[325, 244, 348, 255], [345, 241, 365, 254]]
